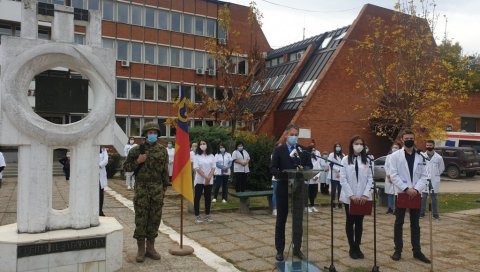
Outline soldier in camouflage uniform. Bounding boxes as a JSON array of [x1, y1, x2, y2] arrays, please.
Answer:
[[123, 122, 169, 263]]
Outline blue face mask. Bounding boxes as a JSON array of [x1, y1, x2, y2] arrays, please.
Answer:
[[287, 135, 298, 146], [147, 134, 157, 143]]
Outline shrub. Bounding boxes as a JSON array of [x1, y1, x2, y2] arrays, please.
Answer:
[[106, 152, 122, 178]]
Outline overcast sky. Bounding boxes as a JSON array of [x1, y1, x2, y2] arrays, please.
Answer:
[[227, 0, 479, 55]]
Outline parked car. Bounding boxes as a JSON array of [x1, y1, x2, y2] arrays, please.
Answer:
[[373, 156, 387, 181], [435, 146, 480, 179]]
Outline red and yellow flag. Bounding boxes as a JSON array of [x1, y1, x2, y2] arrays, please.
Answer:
[[171, 85, 194, 203]]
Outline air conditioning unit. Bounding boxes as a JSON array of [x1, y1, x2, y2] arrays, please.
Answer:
[[218, 38, 227, 45], [120, 60, 130, 67], [296, 52, 303, 60], [261, 52, 268, 58], [208, 69, 216, 76], [196, 68, 204, 75]]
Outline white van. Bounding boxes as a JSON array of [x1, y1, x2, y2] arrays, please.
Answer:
[[438, 132, 480, 152]]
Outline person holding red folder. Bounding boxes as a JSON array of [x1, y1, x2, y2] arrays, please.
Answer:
[[339, 135, 373, 259], [389, 129, 431, 264]]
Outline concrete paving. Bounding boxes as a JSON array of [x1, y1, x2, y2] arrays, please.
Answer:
[[1, 176, 480, 272]]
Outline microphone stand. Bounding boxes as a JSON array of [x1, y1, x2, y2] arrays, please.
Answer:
[[419, 151, 434, 272], [368, 156, 380, 272]]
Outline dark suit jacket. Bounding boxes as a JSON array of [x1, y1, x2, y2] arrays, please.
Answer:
[[270, 144, 313, 181]]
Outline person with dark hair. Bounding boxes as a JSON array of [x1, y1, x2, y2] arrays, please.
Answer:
[[339, 135, 373, 259], [420, 140, 444, 219], [232, 140, 250, 192], [99, 147, 109, 216], [59, 152, 71, 181], [271, 123, 313, 262], [389, 129, 430, 263], [385, 142, 402, 214], [193, 139, 216, 224], [213, 143, 232, 203], [307, 152, 322, 212], [124, 137, 136, 190], [167, 140, 175, 186], [328, 143, 345, 208]]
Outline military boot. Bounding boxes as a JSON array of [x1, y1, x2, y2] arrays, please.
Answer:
[[146, 239, 161, 260], [136, 239, 146, 263]]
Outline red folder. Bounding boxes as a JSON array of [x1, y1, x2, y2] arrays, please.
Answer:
[[397, 193, 421, 209], [349, 200, 373, 216]]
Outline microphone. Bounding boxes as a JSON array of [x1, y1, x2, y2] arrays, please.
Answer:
[[289, 148, 298, 158], [139, 144, 145, 155]]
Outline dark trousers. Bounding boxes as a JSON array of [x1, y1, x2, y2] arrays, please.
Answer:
[[213, 175, 229, 200], [394, 207, 421, 253], [99, 184, 104, 215], [331, 180, 341, 203], [194, 184, 212, 216], [320, 183, 329, 194], [308, 184, 318, 206], [275, 179, 305, 254], [344, 204, 365, 249], [235, 172, 247, 192]]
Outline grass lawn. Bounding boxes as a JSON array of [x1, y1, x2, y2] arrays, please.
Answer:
[[437, 193, 480, 213]]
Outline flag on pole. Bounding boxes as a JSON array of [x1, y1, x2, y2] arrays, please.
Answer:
[[172, 85, 194, 203]]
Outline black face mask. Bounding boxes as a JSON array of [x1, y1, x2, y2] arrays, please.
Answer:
[[404, 140, 415, 148], [426, 147, 434, 152]]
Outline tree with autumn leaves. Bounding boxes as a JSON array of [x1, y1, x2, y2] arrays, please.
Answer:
[[347, 0, 469, 141]]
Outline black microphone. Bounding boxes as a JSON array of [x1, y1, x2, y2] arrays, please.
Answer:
[[139, 144, 145, 155]]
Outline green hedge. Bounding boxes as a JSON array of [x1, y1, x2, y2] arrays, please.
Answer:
[[106, 152, 122, 179]]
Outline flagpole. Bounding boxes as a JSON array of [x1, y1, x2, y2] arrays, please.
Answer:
[[180, 196, 183, 248]]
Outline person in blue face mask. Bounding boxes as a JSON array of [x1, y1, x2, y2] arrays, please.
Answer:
[[270, 124, 313, 262], [328, 143, 345, 209]]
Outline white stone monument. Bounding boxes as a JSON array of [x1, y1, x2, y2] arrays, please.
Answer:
[[0, 1, 123, 271]]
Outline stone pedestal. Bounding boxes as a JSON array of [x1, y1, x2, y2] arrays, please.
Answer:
[[0, 217, 123, 272]]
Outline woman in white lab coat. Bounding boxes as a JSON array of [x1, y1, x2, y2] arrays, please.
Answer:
[[328, 143, 345, 208], [124, 137, 135, 190], [385, 142, 401, 214], [420, 140, 445, 218], [99, 147, 109, 216], [167, 141, 175, 185], [339, 135, 373, 260]]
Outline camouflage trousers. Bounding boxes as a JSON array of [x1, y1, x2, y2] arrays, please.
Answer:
[[133, 181, 165, 240]]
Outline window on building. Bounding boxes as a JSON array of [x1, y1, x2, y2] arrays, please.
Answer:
[[170, 47, 181, 67], [238, 58, 247, 75], [272, 74, 286, 89], [171, 12, 181, 32], [74, 34, 85, 45], [131, 5, 142, 26], [194, 120, 203, 127], [116, 78, 127, 98], [321, 36, 332, 49], [271, 58, 278, 66], [206, 18, 216, 37], [278, 56, 284, 64], [130, 80, 141, 99], [130, 118, 141, 136], [183, 49, 193, 69], [206, 87, 215, 98], [131, 42, 142, 62], [205, 120, 214, 127], [216, 88, 224, 100], [117, 3, 129, 24], [182, 85, 192, 100], [117, 40, 128, 60], [158, 10, 169, 30], [195, 51, 204, 69], [0, 25, 13, 42], [102, 38, 114, 49], [194, 87, 203, 103], [170, 84, 179, 101], [14, 26, 21, 37], [183, 14, 193, 34], [88, 0, 99, 10], [144, 44, 155, 64], [53, 0, 65, 5], [38, 28, 50, 40], [145, 7, 156, 28], [158, 45, 169, 66], [102, 0, 114, 20], [461, 117, 478, 132], [218, 23, 226, 40], [157, 82, 168, 101], [157, 118, 167, 137], [144, 81, 155, 100], [206, 53, 215, 71], [71, 0, 84, 9], [116, 117, 127, 133], [195, 16, 204, 35]]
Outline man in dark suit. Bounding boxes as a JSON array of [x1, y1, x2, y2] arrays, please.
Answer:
[[271, 124, 313, 262]]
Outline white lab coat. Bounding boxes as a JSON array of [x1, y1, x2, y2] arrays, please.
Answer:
[[421, 151, 445, 193], [124, 143, 134, 157], [384, 153, 396, 195], [167, 147, 175, 177], [308, 158, 322, 184], [389, 148, 428, 194], [232, 149, 250, 173], [99, 149, 109, 189], [0, 152, 6, 179], [311, 158, 329, 184], [215, 152, 232, 176], [339, 156, 373, 204], [327, 152, 344, 181]]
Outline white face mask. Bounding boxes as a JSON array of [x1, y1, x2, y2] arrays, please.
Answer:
[[353, 144, 364, 153], [237, 146, 243, 151], [335, 146, 341, 153], [129, 140, 134, 144], [167, 143, 173, 149], [392, 147, 399, 152], [220, 148, 225, 153], [200, 144, 207, 151]]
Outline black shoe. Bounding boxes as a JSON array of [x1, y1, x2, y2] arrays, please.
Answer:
[[413, 252, 431, 263], [391, 251, 401, 261], [275, 252, 284, 262], [337, 203, 343, 209], [349, 249, 359, 259], [419, 213, 425, 218], [99, 211, 105, 216], [356, 247, 364, 259], [393, 209, 396, 215], [386, 208, 393, 214], [293, 250, 306, 260]]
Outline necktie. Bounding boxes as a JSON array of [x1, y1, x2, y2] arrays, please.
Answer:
[[355, 157, 359, 181]]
